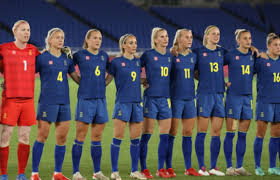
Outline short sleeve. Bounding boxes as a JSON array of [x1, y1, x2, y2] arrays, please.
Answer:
[[68, 59, 76, 74], [73, 52, 79, 65], [109, 59, 116, 76], [254, 58, 263, 74], [140, 51, 147, 67], [224, 52, 231, 65], [35, 56, 41, 73]]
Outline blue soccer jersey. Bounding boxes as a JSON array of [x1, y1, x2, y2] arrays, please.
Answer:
[[36, 51, 75, 104], [194, 46, 226, 94], [170, 52, 197, 100], [255, 56, 280, 103], [224, 49, 255, 95], [141, 49, 172, 97], [73, 50, 109, 99], [109, 56, 142, 103]]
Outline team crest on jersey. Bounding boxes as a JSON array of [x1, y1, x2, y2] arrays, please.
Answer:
[[199, 107, 203, 113], [176, 58, 180, 63], [235, 56, 239, 60], [218, 51, 221, 56], [118, 110, 122, 116], [101, 56, 105, 61], [42, 112, 47, 118], [80, 112, 83, 118], [229, 109, 233, 115], [261, 112, 264, 118], [121, 62, 126, 67], [267, 63, 271, 67], [168, 57, 171, 62], [49, 60, 53, 65], [86, 56, 90, 60], [3, 113, 7, 119], [64, 60, 67, 66], [136, 61, 140, 66], [190, 58, 194, 63], [154, 56, 158, 61], [12, 50, 16, 55], [29, 50, 32, 56], [145, 108, 148, 113], [250, 56, 253, 60], [203, 52, 207, 57]]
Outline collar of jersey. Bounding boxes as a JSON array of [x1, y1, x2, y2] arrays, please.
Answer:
[[236, 48, 250, 55], [86, 49, 99, 56], [153, 48, 166, 56], [47, 51, 62, 58], [268, 55, 279, 61]]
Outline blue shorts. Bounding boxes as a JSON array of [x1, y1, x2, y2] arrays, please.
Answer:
[[75, 98, 109, 124], [225, 94, 253, 120], [37, 103, 71, 122], [112, 101, 143, 123], [197, 93, 225, 118], [172, 99, 197, 119], [255, 101, 280, 123], [143, 96, 172, 120]]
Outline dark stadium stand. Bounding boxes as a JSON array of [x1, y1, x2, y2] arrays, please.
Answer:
[[56, 0, 202, 49], [0, 0, 118, 48], [220, 3, 268, 32], [257, 3, 280, 35], [150, 6, 267, 50], [0, 0, 277, 51]]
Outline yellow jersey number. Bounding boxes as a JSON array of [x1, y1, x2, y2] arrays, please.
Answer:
[[184, 68, 190, 79], [241, 65, 250, 75], [273, 73, 280, 82], [210, 62, 219, 72], [131, 71, 136, 81], [161, 66, 168, 77], [95, 66, 101, 76], [57, 71, 63, 82]]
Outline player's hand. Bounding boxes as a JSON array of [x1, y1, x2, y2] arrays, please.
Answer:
[[226, 82, 231, 87], [250, 46, 260, 57], [259, 52, 269, 59], [142, 81, 149, 89]]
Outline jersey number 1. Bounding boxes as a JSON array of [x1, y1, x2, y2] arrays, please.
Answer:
[[23, 60, 27, 71]]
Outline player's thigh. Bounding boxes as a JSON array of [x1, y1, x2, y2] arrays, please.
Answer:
[[197, 116, 209, 132], [113, 118, 127, 139], [211, 116, 224, 136], [129, 122, 143, 139], [18, 98, 36, 126], [181, 117, 196, 136]]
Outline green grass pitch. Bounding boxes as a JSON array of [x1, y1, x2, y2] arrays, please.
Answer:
[[1, 77, 279, 180]]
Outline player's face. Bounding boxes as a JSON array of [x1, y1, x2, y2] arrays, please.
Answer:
[[155, 30, 169, 48], [206, 28, 220, 45], [178, 31, 193, 49], [124, 36, 137, 55], [87, 31, 102, 50], [49, 31, 64, 49], [14, 23, 30, 43], [238, 32, 252, 49], [268, 39, 280, 56]]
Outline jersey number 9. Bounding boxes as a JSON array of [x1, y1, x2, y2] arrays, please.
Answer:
[[131, 71, 137, 82]]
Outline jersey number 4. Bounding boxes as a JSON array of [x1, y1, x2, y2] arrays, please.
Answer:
[[57, 71, 63, 82]]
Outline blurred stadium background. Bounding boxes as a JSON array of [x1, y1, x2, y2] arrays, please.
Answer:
[[1, 0, 280, 179], [0, 0, 279, 54]]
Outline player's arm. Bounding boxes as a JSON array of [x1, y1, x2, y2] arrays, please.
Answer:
[[69, 71, 80, 84], [105, 74, 113, 86]]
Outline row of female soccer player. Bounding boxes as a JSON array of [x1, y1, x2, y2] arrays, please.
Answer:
[[0, 20, 280, 180]]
